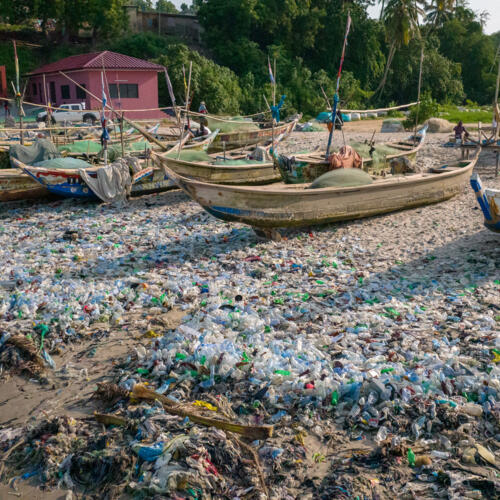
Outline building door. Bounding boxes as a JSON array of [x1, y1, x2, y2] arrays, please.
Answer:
[[49, 81, 56, 103]]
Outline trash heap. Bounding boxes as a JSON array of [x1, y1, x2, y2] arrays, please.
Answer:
[[0, 191, 499, 498]]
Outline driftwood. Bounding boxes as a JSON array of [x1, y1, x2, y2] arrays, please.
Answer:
[[94, 412, 129, 428], [131, 384, 273, 440]]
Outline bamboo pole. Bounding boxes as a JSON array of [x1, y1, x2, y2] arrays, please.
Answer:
[[413, 44, 424, 144], [177, 61, 192, 160], [131, 384, 273, 439], [494, 49, 500, 141], [59, 71, 169, 151], [42, 74, 53, 141]]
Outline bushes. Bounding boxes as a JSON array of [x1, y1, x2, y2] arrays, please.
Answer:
[[155, 45, 243, 114], [403, 92, 439, 129]]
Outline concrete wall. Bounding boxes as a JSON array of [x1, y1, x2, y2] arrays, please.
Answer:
[[124, 5, 202, 43], [27, 69, 163, 119]]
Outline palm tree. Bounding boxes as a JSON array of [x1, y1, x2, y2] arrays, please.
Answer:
[[425, 0, 455, 27], [373, 0, 423, 98], [379, 0, 386, 20]]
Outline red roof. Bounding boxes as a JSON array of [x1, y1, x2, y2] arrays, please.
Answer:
[[29, 51, 164, 75]]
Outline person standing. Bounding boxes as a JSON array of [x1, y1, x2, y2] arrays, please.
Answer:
[[198, 101, 208, 114]]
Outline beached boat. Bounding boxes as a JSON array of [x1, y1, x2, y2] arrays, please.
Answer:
[[161, 150, 479, 230], [470, 173, 500, 233], [153, 148, 278, 186], [13, 156, 174, 200], [0, 169, 48, 202], [207, 117, 299, 153], [152, 128, 292, 185], [278, 126, 428, 184]]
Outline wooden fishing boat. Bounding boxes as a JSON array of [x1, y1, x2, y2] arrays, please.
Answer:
[[278, 126, 428, 184], [152, 129, 291, 186], [161, 150, 479, 230], [0, 169, 48, 202], [207, 117, 299, 153], [13, 156, 174, 200], [470, 173, 500, 233]]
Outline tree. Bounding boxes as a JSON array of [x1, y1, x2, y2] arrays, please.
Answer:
[[129, 0, 154, 11], [425, 0, 455, 27], [88, 0, 128, 44], [372, 0, 423, 99], [155, 44, 243, 113], [157, 0, 178, 13]]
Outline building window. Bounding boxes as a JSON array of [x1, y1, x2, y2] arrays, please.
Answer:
[[50, 81, 56, 103], [32, 83, 37, 95], [109, 83, 139, 99], [76, 84, 86, 99], [61, 85, 70, 99]]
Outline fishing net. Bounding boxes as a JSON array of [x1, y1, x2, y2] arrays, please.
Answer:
[[10, 139, 61, 167], [33, 157, 92, 169], [308, 168, 373, 189], [0, 150, 9, 169], [205, 117, 260, 134], [59, 140, 151, 157], [349, 142, 401, 170], [166, 150, 213, 162], [166, 149, 265, 166], [214, 159, 262, 166], [59, 140, 101, 154]]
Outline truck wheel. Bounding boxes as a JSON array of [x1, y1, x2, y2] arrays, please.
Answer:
[[83, 114, 96, 125], [51, 117, 56, 125]]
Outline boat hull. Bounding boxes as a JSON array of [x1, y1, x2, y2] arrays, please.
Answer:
[[0, 170, 48, 202], [208, 120, 297, 153], [165, 156, 477, 229], [470, 173, 500, 233], [20, 161, 175, 200], [155, 155, 280, 185]]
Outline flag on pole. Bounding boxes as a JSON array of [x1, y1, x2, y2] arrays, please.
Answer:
[[268, 56, 275, 85], [101, 72, 107, 109], [164, 68, 176, 106], [326, 12, 352, 158], [13, 40, 20, 95], [336, 12, 352, 92]]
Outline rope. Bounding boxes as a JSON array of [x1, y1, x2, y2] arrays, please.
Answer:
[[0, 96, 178, 114], [185, 109, 274, 124], [331, 102, 419, 113]]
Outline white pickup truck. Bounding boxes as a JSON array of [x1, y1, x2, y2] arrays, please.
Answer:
[[37, 103, 100, 125]]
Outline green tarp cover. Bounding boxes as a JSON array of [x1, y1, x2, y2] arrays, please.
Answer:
[[33, 157, 92, 169], [308, 168, 373, 189], [9, 139, 61, 167]]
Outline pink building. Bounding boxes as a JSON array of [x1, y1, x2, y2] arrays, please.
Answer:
[[27, 51, 165, 120]]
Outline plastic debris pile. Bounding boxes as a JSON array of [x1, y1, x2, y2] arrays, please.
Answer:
[[0, 184, 499, 498]]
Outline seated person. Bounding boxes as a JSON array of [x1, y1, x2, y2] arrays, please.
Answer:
[[453, 121, 469, 141]]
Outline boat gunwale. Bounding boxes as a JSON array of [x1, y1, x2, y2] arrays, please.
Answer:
[[163, 149, 480, 198]]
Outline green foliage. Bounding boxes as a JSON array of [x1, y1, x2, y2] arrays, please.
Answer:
[[403, 92, 439, 128], [438, 106, 493, 124], [0, 41, 39, 93], [1, 0, 498, 115], [155, 45, 243, 114]]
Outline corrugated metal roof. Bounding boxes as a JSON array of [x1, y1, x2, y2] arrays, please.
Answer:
[[29, 51, 164, 75]]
